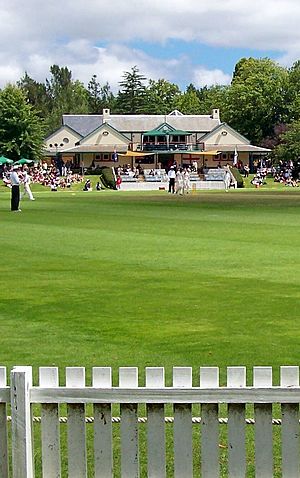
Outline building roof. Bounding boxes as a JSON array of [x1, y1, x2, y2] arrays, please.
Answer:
[[62, 113, 220, 136], [205, 144, 271, 153], [62, 144, 128, 154]]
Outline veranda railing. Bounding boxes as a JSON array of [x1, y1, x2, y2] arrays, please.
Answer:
[[1, 365, 300, 477]]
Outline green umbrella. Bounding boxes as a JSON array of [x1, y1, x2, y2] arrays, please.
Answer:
[[14, 158, 34, 165], [0, 155, 13, 165]]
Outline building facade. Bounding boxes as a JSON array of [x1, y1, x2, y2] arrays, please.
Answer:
[[44, 109, 270, 171]]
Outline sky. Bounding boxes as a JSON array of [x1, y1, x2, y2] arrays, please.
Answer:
[[0, 0, 300, 92]]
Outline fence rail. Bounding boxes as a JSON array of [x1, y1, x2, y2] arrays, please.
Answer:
[[0, 365, 299, 477]]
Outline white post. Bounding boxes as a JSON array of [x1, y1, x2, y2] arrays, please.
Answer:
[[11, 366, 34, 478], [93, 367, 113, 478], [280, 366, 299, 477], [66, 367, 87, 478], [40, 367, 61, 478], [119, 367, 139, 478], [0, 367, 8, 478], [146, 367, 166, 478], [200, 367, 219, 478], [173, 367, 193, 478], [227, 367, 246, 477], [254, 367, 273, 478]]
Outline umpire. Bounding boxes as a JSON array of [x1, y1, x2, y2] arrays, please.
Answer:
[[10, 165, 21, 212]]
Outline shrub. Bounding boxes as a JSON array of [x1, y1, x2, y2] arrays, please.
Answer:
[[231, 167, 244, 188], [99, 167, 116, 189]]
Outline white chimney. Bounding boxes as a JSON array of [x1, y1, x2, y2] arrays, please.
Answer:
[[212, 108, 220, 120], [103, 108, 110, 123]]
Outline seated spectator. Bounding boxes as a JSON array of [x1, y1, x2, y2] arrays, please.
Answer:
[[83, 179, 92, 191]]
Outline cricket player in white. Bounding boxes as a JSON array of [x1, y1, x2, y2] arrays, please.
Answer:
[[22, 169, 35, 200]]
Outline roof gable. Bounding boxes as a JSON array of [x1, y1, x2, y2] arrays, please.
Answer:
[[79, 122, 130, 145], [201, 123, 250, 145], [45, 124, 83, 142]]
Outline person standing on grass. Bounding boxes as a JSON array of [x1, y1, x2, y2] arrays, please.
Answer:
[[175, 168, 184, 195], [168, 166, 176, 193], [183, 169, 191, 194], [224, 168, 231, 192], [21, 168, 35, 201], [10, 165, 21, 212]]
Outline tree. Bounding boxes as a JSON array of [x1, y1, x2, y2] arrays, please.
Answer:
[[116, 66, 147, 114], [87, 75, 115, 113], [286, 61, 300, 121], [144, 79, 181, 114], [18, 72, 50, 118], [196, 85, 230, 116], [45, 65, 90, 133], [273, 120, 300, 163], [175, 90, 202, 114], [224, 58, 289, 144], [0, 84, 45, 161]]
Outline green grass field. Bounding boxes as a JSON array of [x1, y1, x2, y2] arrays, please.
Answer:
[[1, 181, 300, 382], [1, 181, 300, 476]]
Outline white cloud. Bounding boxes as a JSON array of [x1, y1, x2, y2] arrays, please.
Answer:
[[193, 67, 232, 88], [1, 0, 300, 88]]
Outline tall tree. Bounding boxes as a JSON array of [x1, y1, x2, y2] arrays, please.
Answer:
[[175, 90, 202, 114], [45, 65, 89, 133], [273, 120, 300, 163], [196, 85, 230, 116], [18, 72, 50, 118], [224, 58, 289, 144], [87, 75, 115, 113], [116, 66, 147, 114], [286, 61, 300, 121], [0, 84, 45, 161], [144, 79, 181, 114]]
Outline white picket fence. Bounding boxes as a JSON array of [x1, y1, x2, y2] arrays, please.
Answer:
[[1, 365, 300, 477]]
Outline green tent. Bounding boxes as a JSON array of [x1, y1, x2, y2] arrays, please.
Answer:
[[14, 158, 34, 165], [0, 155, 13, 165]]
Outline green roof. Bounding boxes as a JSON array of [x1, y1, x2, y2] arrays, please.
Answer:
[[144, 123, 191, 136], [144, 128, 191, 136]]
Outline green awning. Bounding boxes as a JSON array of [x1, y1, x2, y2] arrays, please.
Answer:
[[144, 128, 191, 136]]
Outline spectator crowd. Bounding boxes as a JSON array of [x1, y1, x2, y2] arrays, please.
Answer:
[[1, 160, 84, 191]]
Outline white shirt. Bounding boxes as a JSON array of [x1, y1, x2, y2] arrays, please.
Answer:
[[10, 171, 20, 186], [23, 171, 31, 184], [168, 169, 176, 179]]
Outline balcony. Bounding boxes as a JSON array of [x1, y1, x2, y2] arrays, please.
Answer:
[[140, 142, 202, 152]]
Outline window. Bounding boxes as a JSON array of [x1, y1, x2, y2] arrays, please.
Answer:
[[63, 137, 69, 144]]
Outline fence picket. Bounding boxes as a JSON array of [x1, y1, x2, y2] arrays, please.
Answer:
[[173, 367, 193, 478], [11, 366, 34, 478], [280, 366, 299, 477], [66, 367, 87, 478], [227, 367, 246, 478], [200, 367, 219, 478], [254, 366, 273, 478], [146, 367, 166, 478], [119, 367, 139, 478], [40, 367, 61, 478], [93, 367, 113, 478], [0, 367, 8, 478]]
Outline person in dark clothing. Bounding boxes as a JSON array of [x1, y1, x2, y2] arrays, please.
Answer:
[[10, 166, 21, 212]]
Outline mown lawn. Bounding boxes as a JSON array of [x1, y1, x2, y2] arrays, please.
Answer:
[[1, 185, 300, 378], [1, 184, 300, 476]]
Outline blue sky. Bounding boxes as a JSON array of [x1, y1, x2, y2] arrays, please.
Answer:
[[0, 0, 299, 91], [128, 39, 281, 89]]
